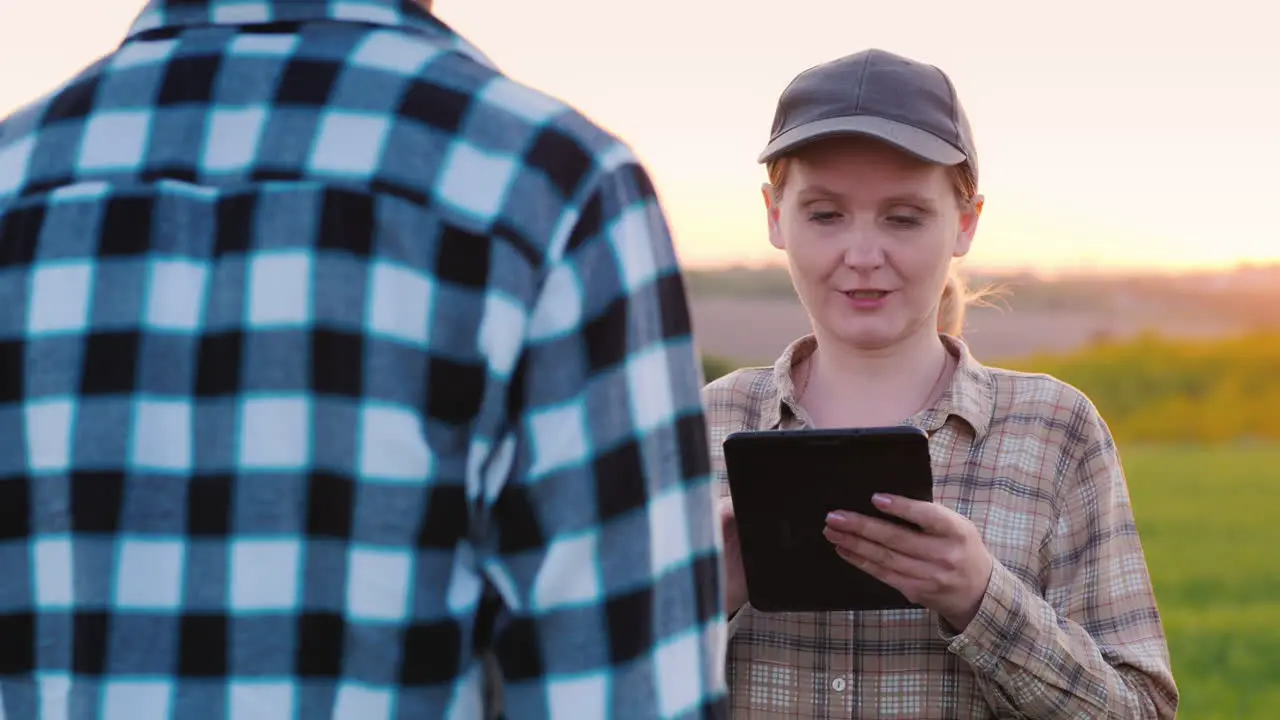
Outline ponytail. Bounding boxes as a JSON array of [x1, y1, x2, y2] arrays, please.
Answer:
[[938, 270, 967, 336]]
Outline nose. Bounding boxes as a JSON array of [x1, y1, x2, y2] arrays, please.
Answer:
[[840, 223, 885, 270]]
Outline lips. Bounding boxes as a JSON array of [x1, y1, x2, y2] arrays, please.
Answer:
[[845, 290, 890, 299]]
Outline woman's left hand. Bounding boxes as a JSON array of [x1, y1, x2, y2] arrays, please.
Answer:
[[823, 493, 994, 631]]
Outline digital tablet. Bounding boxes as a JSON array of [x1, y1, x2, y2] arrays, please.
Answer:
[[723, 426, 935, 613]]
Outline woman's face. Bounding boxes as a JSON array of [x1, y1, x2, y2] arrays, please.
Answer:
[[765, 137, 981, 352]]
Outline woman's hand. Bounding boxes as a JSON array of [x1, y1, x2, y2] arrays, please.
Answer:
[[719, 496, 748, 616], [822, 494, 994, 631]]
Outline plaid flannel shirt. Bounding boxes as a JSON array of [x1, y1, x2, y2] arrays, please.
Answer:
[[704, 334, 1178, 719], [0, 1, 727, 718]]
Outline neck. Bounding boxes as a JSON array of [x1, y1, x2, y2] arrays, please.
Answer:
[[800, 325, 952, 428]]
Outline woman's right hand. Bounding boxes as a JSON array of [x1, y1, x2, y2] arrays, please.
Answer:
[[720, 496, 748, 615]]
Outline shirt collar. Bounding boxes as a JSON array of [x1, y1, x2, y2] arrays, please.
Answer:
[[759, 333, 994, 440], [123, 0, 495, 69]]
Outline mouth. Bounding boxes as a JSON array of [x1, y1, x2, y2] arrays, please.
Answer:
[[844, 290, 891, 300]]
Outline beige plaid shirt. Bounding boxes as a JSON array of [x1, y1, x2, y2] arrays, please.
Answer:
[[703, 334, 1178, 719]]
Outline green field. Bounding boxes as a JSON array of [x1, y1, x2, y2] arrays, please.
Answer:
[[1125, 444, 1280, 718]]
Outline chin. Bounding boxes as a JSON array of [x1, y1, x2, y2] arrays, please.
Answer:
[[824, 316, 908, 351]]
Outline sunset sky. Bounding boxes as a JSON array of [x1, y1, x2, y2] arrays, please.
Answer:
[[3, 0, 1277, 274]]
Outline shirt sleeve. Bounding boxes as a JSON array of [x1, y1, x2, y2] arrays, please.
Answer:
[[942, 393, 1179, 718], [483, 145, 729, 720]]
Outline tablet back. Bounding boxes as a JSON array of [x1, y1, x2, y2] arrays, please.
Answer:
[[724, 427, 935, 613]]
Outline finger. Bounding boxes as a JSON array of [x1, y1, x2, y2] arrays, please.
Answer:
[[869, 494, 955, 536], [719, 504, 738, 543], [835, 547, 917, 594], [824, 529, 935, 581], [825, 511, 931, 559]]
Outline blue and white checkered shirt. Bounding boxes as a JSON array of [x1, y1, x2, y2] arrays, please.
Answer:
[[0, 1, 728, 718]]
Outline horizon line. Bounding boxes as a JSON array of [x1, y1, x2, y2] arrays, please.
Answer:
[[683, 259, 1280, 279]]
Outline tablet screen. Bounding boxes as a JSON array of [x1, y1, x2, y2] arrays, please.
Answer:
[[723, 427, 934, 613]]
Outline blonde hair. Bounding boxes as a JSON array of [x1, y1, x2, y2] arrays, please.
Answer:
[[937, 272, 968, 336], [767, 152, 988, 337]]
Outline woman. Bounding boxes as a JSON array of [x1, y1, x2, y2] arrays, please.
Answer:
[[705, 49, 1178, 719]]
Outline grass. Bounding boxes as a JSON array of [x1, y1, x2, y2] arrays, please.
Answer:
[[1123, 444, 1280, 718]]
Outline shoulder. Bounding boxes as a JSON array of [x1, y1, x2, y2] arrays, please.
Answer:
[[487, 76, 654, 225], [423, 51, 641, 194], [488, 74, 633, 165], [702, 366, 775, 430], [982, 364, 1111, 453], [985, 365, 1095, 411], [0, 59, 108, 198], [0, 102, 43, 199], [0, 96, 49, 150], [414, 55, 652, 256], [702, 365, 775, 401]]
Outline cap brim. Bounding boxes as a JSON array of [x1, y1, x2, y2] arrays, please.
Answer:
[[756, 115, 966, 166]]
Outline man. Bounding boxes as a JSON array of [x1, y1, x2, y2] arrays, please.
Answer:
[[0, 1, 727, 717]]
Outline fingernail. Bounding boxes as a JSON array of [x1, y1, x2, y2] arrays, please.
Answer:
[[872, 494, 891, 507], [826, 511, 845, 523]]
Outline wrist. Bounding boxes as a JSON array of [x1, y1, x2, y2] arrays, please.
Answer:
[[942, 597, 982, 632], [943, 555, 995, 631]]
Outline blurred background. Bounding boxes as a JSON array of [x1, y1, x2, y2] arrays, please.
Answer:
[[4, 0, 1279, 716]]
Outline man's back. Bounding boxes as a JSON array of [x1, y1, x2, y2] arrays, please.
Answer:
[[0, 2, 726, 717]]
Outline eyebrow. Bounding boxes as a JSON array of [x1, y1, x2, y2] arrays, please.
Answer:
[[794, 184, 844, 201], [795, 185, 938, 209], [883, 193, 938, 210]]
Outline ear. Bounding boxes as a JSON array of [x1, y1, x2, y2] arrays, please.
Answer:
[[762, 183, 785, 250], [952, 193, 983, 258]]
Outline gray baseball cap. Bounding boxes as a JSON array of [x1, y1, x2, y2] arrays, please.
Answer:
[[758, 48, 978, 183]]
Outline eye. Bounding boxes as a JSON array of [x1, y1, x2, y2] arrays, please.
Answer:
[[808, 211, 842, 224], [886, 214, 923, 228]]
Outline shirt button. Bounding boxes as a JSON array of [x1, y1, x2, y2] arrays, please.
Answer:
[[831, 677, 847, 692]]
